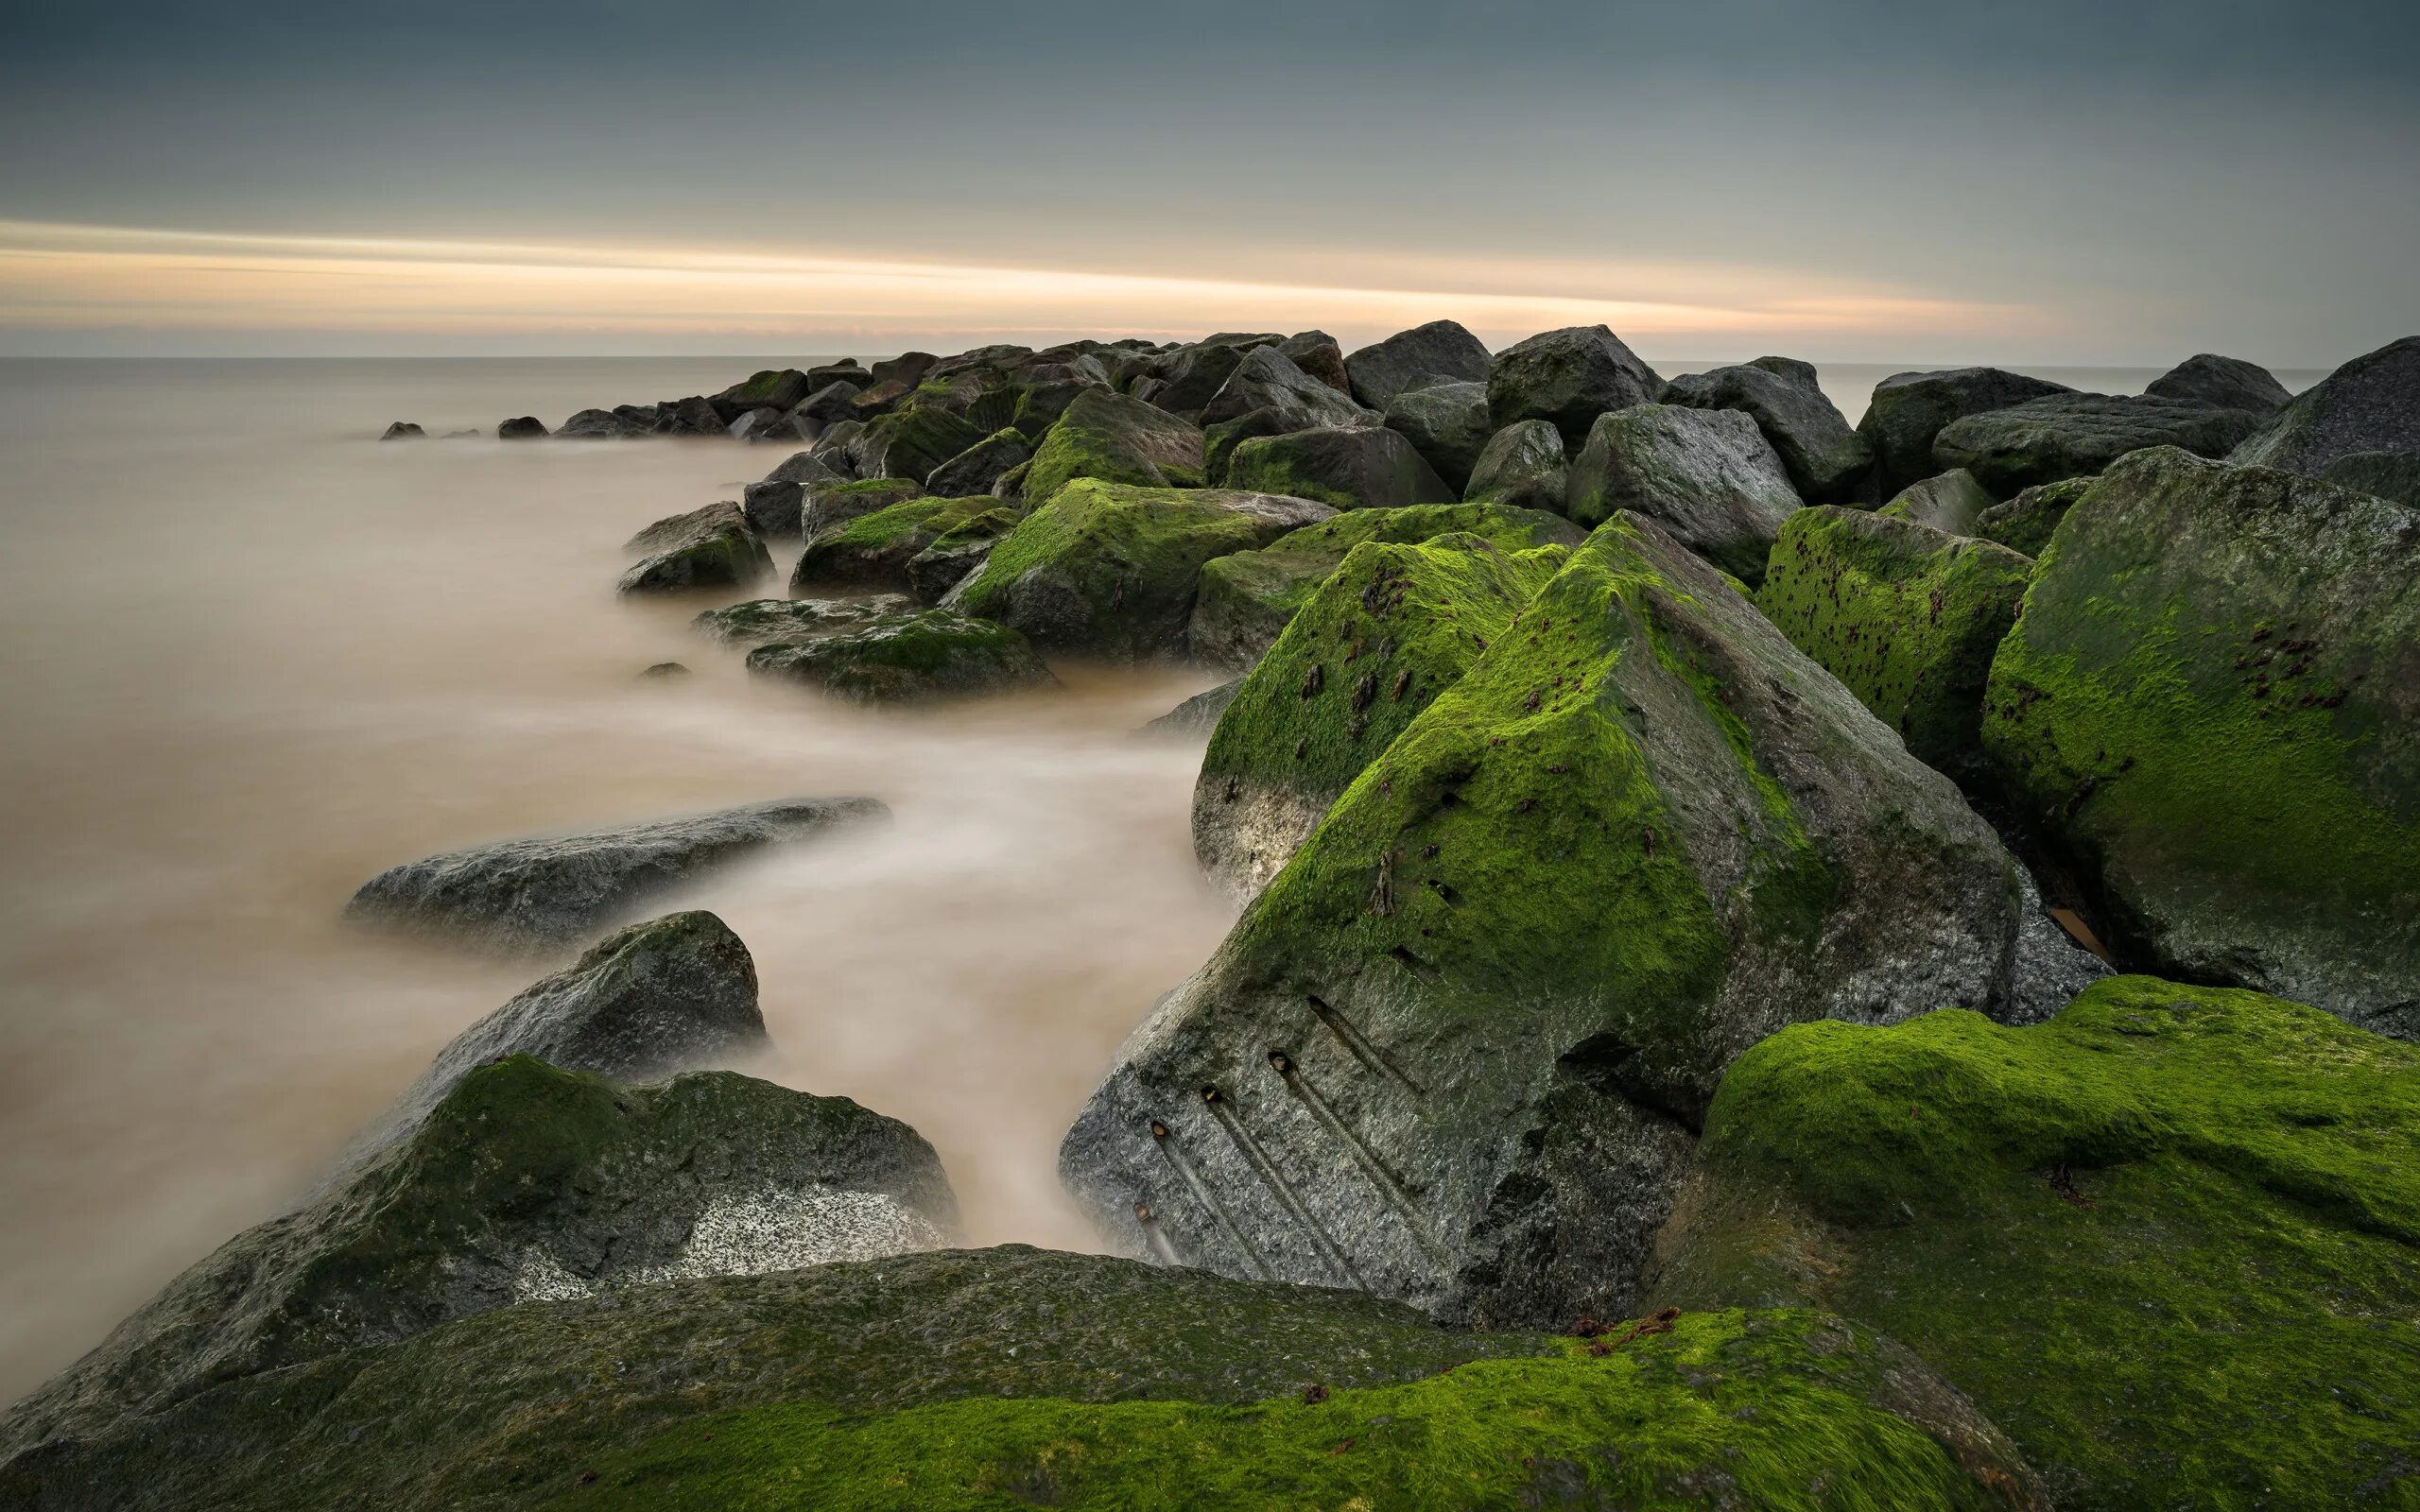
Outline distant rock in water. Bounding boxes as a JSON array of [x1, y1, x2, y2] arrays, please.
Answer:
[[639, 662, 690, 679], [692, 594, 917, 647], [345, 796, 888, 952], [555, 407, 644, 439], [2144, 352, 2292, 415], [497, 415, 549, 440], [616, 510, 772, 593], [380, 421, 424, 441]]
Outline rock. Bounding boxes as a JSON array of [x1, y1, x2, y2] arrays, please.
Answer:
[[1381, 381, 1492, 492], [808, 418, 865, 476], [946, 481, 1332, 662], [748, 609, 1056, 704], [1186, 502, 1583, 673], [792, 494, 1028, 598], [380, 421, 425, 441], [710, 369, 810, 422], [623, 500, 749, 555], [615, 514, 772, 594], [806, 361, 870, 389], [1564, 404, 1801, 585], [1021, 388, 1207, 503], [1756, 507, 2035, 779], [1345, 319, 1494, 411], [2231, 335, 2420, 475], [655, 396, 728, 437], [495, 415, 549, 440], [1857, 369, 2074, 496], [1277, 330, 1353, 395], [1973, 476, 2088, 558], [1139, 679, 1242, 739], [853, 405, 987, 485], [345, 796, 887, 953], [1201, 345, 1382, 430], [729, 407, 802, 444], [869, 351, 937, 388], [2322, 448, 2420, 507], [692, 594, 916, 648], [1007, 379, 1094, 442], [925, 426, 1033, 497], [1658, 360, 1874, 502], [1193, 533, 1569, 899], [1982, 447, 2420, 1033], [794, 380, 864, 427], [761, 448, 846, 488], [740, 479, 808, 538], [1141, 333, 1280, 415], [1224, 425, 1455, 510], [441, 429, 482, 439], [1486, 325, 1664, 450], [555, 408, 641, 440], [1200, 404, 1302, 485], [2145, 352, 2292, 416], [0, 1057, 955, 1463], [1649, 973, 2420, 1510], [847, 379, 912, 419], [1877, 468, 1996, 536], [1063, 511, 2064, 1329], [803, 476, 925, 540], [640, 662, 689, 679], [1930, 392, 2262, 498], [1461, 419, 1569, 511]]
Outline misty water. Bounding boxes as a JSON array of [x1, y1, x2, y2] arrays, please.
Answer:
[[0, 353, 2321, 1403]]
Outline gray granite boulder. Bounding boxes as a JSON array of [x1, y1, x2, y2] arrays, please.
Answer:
[[1224, 425, 1455, 510], [2321, 449, 2420, 507], [625, 500, 749, 555], [1858, 368, 2074, 495], [1564, 404, 1801, 583], [1345, 320, 1493, 411], [2145, 352, 2292, 415], [1486, 325, 1663, 450], [1461, 419, 1568, 511], [1201, 345, 1381, 430], [1931, 392, 2261, 498], [1879, 469, 1996, 536], [1382, 380, 1492, 492], [2229, 335, 2420, 475], [1659, 359, 1873, 502]]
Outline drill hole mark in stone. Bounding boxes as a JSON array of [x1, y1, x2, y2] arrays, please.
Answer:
[[1146, 1114, 1272, 1280], [1132, 1199, 1184, 1266], [1304, 993, 1425, 1095], [1267, 1047, 1448, 1266], [1198, 1081, 1364, 1290]]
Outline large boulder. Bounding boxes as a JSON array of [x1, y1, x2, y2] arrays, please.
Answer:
[[345, 797, 888, 953], [1224, 425, 1455, 510], [2324, 448, 2420, 507], [380, 421, 425, 441], [852, 405, 987, 485], [1649, 974, 2420, 1511], [1021, 388, 1207, 502], [747, 609, 1056, 705], [2144, 352, 2292, 415], [1201, 345, 1382, 430], [1187, 502, 1583, 673], [1858, 369, 2074, 496], [495, 415, 548, 440], [802, 476, 924, 539], [924, 425, 1032, 497], [1486, 325, 1663, 450], [1381, 380, 1492, 492], [794, 380, 864, 426], [740, 453, 843, 537], [0, 1057, 955, 1461], [1564, 404, 1801, 584], [945, 482, 1331, 662], [1193, 533, 1569, 899], [653, 396, 727, 437], [791, 494, 1027, 598], [1878, 468, 1997, 537], [1930, 392, 2262, 498], [1982, 448, 2420, 1033], [1461, 418, 1568, 511], [614, 513, 771, 594], [1345, 319, 1494, 411], [869, 351, 936, 388], [1972, 476, 2089, 559], [2230, 334, 2420, 475], [1659, 360, 1874, 502], [1142, 334, 1274, 416], [1276, 330, 1353, 395], [1756, 507, 2035, 780], [709, 369, 811, 422], [691, 594, 916, 647], [623, 500, 749, 556], [554, 408, 640, 439], [1063, 511, 2083, 1330]]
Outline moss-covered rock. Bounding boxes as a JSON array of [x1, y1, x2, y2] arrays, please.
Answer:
[[1650, 974, 2420, 1510], [1462, 418, 1569, 511], [1879, 468, 1996, 536], [1981, 447, 2420, 1033], [690, 593, 916, 647], [623, 501, 748, 556], [790, 494, 1028, 598], [614, 514, 771, 595], [853, 405, 988, 485], [1756, 507, 2034, 778], [1931, 393, 2262, 499], [0, 1058, 956, 1462], [1565, 404, 1802, 584], [1187, 502, 1584, 672], [945, 481, 1331, 662], [924, 425, 1032, 497], [708, 369, 809, 421], [1064, 511, 2067, 1329], [801, 476, 925, 540], [747, 608, 1056, 704], [1857, 369, 2073, 498], [1193, 533, 1568, 897], [1972, 476, 2088, 558], [1223, 424, 1456, 510], [1021, 389, 1207, 502]]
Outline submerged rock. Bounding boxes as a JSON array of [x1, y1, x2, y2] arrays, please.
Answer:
[[1878, 468, 1997, 537], [2144, 352, 2292, 415], [1930, 392, 2261, 498], [1487, 325, 1664, 450], [380, 421, 425, 441], [1379, 380, 1492, 493], [1461, 418, 1568, 511], [554, 408, 640, 440], [345, 797, 888, 952], [792, 493, 1028, 598], [1224, 425, 1454, 510], [1858, 368, 2073, 496], [1345, 319, 1494, 411], [747, 609, 1056, 704], [1021, 388, 1207, 503], [1564, 404, 1801, 584], [615, 511, 771, 594], [691, 593, 917, 647], [1982, 447, 2420, 1033], [496, 415, 549, 440], [1659, 360, 1873, 502], [2230, 334, 2420, 475]]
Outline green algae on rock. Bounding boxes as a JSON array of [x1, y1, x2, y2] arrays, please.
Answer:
[[1973, 476, 2089, 559], [747, 608, 1055, 704], [690, 593, 917, 647], [790, 493, 1028, 598], [615, 513, 771, 595], [853, 404, 989, 485], [1193, 532, 1568, 898], [1020, 388, 1207, 502], [1879, 468, 1997, 536], [801, 475, 925, 540], [1222, 423, 1456, 510], [1981, 447, 2420, 1034], [1650, 974, 2420, 1510], [1757, 507, 2034, 778]]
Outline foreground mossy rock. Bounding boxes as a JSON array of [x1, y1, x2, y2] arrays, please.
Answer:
[[1065, 511, 2080, 1329], [615, 512, 771, 595], [1223, 424, 1455, 510], [1650, 974, 2420, 1511], [1757, 507, 2034, 778], [1193, 533, 1568, 898], [790, 493, 1027, 597], [1344, 318, 1493, 410], [1983, 448, 2420, 1032], [1972, 476, 2087, 558], [690, 593, 914, 646], [1930, 392, 2262, 498], [1381, 379, 1492, 492], [853, 404, 988, 485], [1565, 404, 1802, 584], [0, 1058, 956, 1462], [2324, 448, 2420, 507], [346, 797, 887, 952], [747, 609, 1055, 705], [1187, 502, 1583, 672], [1659, 359, 1874, 502], [1879, 468, 1996, 536], [622, 500, 748, 556], [1461, 417, 1568, 510], [2144, 352, 2292, 416], [1021, 388, 1206, 502], [946, 481, 1332, 662], [1858, 368, 2073, 496], [1487, 324, 1664, 449], [2230, 334, 2420, 474]]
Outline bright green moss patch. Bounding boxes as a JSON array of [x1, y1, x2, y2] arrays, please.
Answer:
[[550, 1310, 2037, 1512], [795, 495, 1027, 593], [1021, 389, 1206, 501], [747, 609, 1055, 703], [1757, 506, 2033, 775], [1656, 975, 2420, 1508], [1974, 476, 2086, 558]]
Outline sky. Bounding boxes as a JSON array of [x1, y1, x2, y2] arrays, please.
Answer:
[[1, 0, 2413, 366]]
